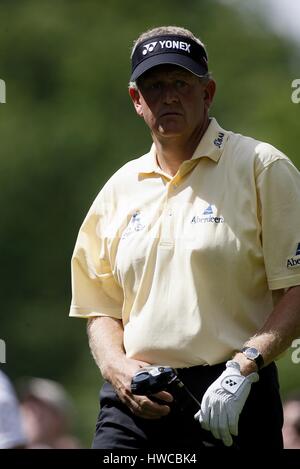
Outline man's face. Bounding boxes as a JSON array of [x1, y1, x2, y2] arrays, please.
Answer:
[[130, 64, 215, 139]]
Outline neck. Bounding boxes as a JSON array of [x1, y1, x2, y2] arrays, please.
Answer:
[[153, 117, 210, 176]]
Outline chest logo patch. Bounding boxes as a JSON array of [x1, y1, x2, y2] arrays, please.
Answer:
[[121, 212, 145, 240], [191, 204, 224, 224]]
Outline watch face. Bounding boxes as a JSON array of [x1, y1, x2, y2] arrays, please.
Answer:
[[244, 347, 259, 360]]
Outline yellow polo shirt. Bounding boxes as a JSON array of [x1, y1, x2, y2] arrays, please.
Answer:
[[70, 118, 300, 367]]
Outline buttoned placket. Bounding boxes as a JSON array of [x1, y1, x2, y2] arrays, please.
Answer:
[[138, 154, 205, 249], [159, 179, 179, 248], [158, 160, 201, 248]]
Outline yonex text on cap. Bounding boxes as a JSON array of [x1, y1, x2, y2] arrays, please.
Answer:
[[131, 34, 208, 81]]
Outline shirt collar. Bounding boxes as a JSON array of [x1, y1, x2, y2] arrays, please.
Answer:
[[138, 118, 228, 176], [191, 117, 228, 163]]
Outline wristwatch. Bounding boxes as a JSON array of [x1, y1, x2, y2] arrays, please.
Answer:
[[241, 347, 264, 370]]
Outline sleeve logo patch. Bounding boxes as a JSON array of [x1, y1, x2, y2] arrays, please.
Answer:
[[287, 243, 300, 269]]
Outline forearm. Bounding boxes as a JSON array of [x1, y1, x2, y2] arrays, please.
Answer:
[[233, 285, 300, 375], [87, 316, 173, 418], [87, 316, 126, 381]]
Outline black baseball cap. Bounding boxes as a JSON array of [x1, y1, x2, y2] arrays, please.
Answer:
[[130, 34, 208, 82]]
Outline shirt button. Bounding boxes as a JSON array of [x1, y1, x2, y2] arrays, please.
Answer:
[[168, 209, 172, 216]]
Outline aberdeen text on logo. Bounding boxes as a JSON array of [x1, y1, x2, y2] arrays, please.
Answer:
[[287, 243, 300, 269], [191, 204, 224, 224]]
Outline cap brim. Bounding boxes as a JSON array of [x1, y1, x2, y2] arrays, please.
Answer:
[[130, 53, 208, 81]]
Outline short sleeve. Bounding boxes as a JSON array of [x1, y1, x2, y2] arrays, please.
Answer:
[[69, 193, 124, 319], [257, 157, 300, 290]]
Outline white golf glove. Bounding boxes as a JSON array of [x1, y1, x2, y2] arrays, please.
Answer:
[[194, 360, 259, 447]]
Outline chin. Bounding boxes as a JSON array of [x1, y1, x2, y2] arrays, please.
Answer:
[[157, 125, 185, 137]]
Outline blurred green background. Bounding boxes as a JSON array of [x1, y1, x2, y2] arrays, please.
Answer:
[[1, 0, 299, 447]]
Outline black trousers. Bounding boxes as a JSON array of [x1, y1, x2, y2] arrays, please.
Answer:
[[92, 362, 283, 449]]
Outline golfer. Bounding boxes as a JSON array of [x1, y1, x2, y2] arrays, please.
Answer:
[[69, 25, 300, 449]]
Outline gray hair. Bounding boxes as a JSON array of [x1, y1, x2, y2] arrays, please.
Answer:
[[129, 25, 211, 89]]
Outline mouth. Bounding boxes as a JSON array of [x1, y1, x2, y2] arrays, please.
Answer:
[[160, 112, 183, 118]]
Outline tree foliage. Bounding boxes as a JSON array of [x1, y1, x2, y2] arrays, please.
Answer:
[[0, 0, 299, 446]]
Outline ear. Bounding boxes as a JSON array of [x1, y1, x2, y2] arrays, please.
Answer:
[[203, 79, 216, 109], [129, 86, 144, 117]]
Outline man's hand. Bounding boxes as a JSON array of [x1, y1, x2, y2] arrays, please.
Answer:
[[194, 361, 259, 446], [105, 356, 173, 419], [87, 317, 173, 420]]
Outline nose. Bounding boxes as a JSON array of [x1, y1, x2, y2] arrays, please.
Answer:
[[162, 83, 179, 104]]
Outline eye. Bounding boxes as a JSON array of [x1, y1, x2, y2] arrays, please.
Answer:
[[175, 80, 188, 89], [140, 80, 163, 93], [149, 81, 163, 90]]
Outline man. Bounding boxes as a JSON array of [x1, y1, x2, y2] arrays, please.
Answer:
[[19, 377, 81, 448], [69, 26, 300, 449], [0, 370, 26, 449], [282, 394, 300, 449]]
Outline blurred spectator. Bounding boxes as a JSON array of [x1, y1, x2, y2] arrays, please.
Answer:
[[282, 393, 300, 449], [18, 377, 81, 449], [0, 370, 27, 449]]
